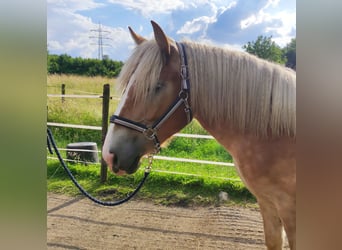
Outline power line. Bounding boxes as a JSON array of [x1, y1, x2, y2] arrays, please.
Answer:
[[89, 22, 112, 60]]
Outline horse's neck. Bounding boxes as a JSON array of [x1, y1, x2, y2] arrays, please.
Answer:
[[195, 113, 295, 163], [195, 114, 262, 158], [195, 116, 238, 153]]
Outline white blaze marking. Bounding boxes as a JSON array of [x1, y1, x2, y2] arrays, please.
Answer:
[[115, 76, 135, 115], [102, 76, 135, 168]]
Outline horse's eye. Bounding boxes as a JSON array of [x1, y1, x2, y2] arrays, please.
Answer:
[[155, 81, 164, 94]]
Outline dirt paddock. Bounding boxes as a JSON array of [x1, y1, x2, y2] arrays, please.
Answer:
[[47, 193, 288, 249]]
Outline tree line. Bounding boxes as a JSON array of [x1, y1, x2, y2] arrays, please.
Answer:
[[243, 36, 296, 70], [48, 53, 124, 77]]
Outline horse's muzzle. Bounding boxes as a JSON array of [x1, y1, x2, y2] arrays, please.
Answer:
[[103, 148, 141, 175]]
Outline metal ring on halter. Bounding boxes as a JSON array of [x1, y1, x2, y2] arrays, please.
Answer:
[[144, 154, 154, 173], [142, 127, 157, 140], [178, 90, 188, 100]]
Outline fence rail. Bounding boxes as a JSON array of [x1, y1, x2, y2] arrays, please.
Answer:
[[47, 122, 215, 139], [47, 94, 120, 100], [47, 146, 234, 167]]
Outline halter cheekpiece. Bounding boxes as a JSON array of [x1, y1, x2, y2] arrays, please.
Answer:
[[110, 42, 192, 154]]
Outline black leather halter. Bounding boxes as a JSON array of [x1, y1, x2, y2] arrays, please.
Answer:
[[110, 42, 192, 154]]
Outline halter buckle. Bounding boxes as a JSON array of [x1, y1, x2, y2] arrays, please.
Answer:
[[181, 65, 189, 80]]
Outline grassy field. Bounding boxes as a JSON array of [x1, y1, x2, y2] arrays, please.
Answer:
[[47, 74, 255, 206]]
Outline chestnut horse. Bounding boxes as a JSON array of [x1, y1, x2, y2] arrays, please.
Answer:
[[102, 21, 296, 250]]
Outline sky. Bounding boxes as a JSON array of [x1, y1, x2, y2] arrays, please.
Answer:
[[47, 0, 296, 61]]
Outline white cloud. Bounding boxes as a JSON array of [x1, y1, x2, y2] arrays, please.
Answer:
[[47, 0, 105, 11], [48, 7, 95, 54], [107, 0, 186, 17], [238, 0, 296, 46], [177, 1, 236, 36], [48, 40, 63, 51], [177, 16, 215, 35], [266, 11, 296, 35], [107, 0, 237, 18], [195, 37, 243, 51], [240, 0, 279, 30], [268, 11, 296, 46]]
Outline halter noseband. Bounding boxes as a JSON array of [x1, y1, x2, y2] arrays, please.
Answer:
[[110, 42, 192, 154]]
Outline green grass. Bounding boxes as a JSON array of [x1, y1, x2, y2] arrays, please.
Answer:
[[47, 74, 256, 206], [47, 159, 255, 207]]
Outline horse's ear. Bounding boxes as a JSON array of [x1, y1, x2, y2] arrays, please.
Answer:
[[151, 20, 171, 60], [128, 26, 146, 45]]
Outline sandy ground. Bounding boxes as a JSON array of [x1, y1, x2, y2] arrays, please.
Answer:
[[47, 193, 289, 249]]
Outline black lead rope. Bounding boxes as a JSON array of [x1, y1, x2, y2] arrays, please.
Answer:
[[47, 128, 150, 206]]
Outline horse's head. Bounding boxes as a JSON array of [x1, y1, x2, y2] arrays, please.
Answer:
[[102, 21, 192, 175]]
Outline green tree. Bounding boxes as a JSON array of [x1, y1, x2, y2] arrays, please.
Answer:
[[47, 54, 124, 77], [242, 35, 286, 64], [57, 54, 73, 74], [47, 54, 60, 74], [283, 38, 296, 70]]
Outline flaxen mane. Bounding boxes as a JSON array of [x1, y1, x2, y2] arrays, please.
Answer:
[[182, 41, 296, 137], [118, 39, 296, 138]]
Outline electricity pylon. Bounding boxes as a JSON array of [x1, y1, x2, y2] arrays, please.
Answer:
[[90, 22, 112, 60]]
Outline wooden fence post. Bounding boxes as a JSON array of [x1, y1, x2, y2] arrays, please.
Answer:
[[100, 84, 110, 183], [61, 83, 65, 103]]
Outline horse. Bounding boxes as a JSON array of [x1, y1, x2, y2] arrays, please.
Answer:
[[102, 21, 296, 250]]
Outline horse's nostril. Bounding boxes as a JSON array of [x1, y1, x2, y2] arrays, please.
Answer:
[[112, 153, 118, 166]]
